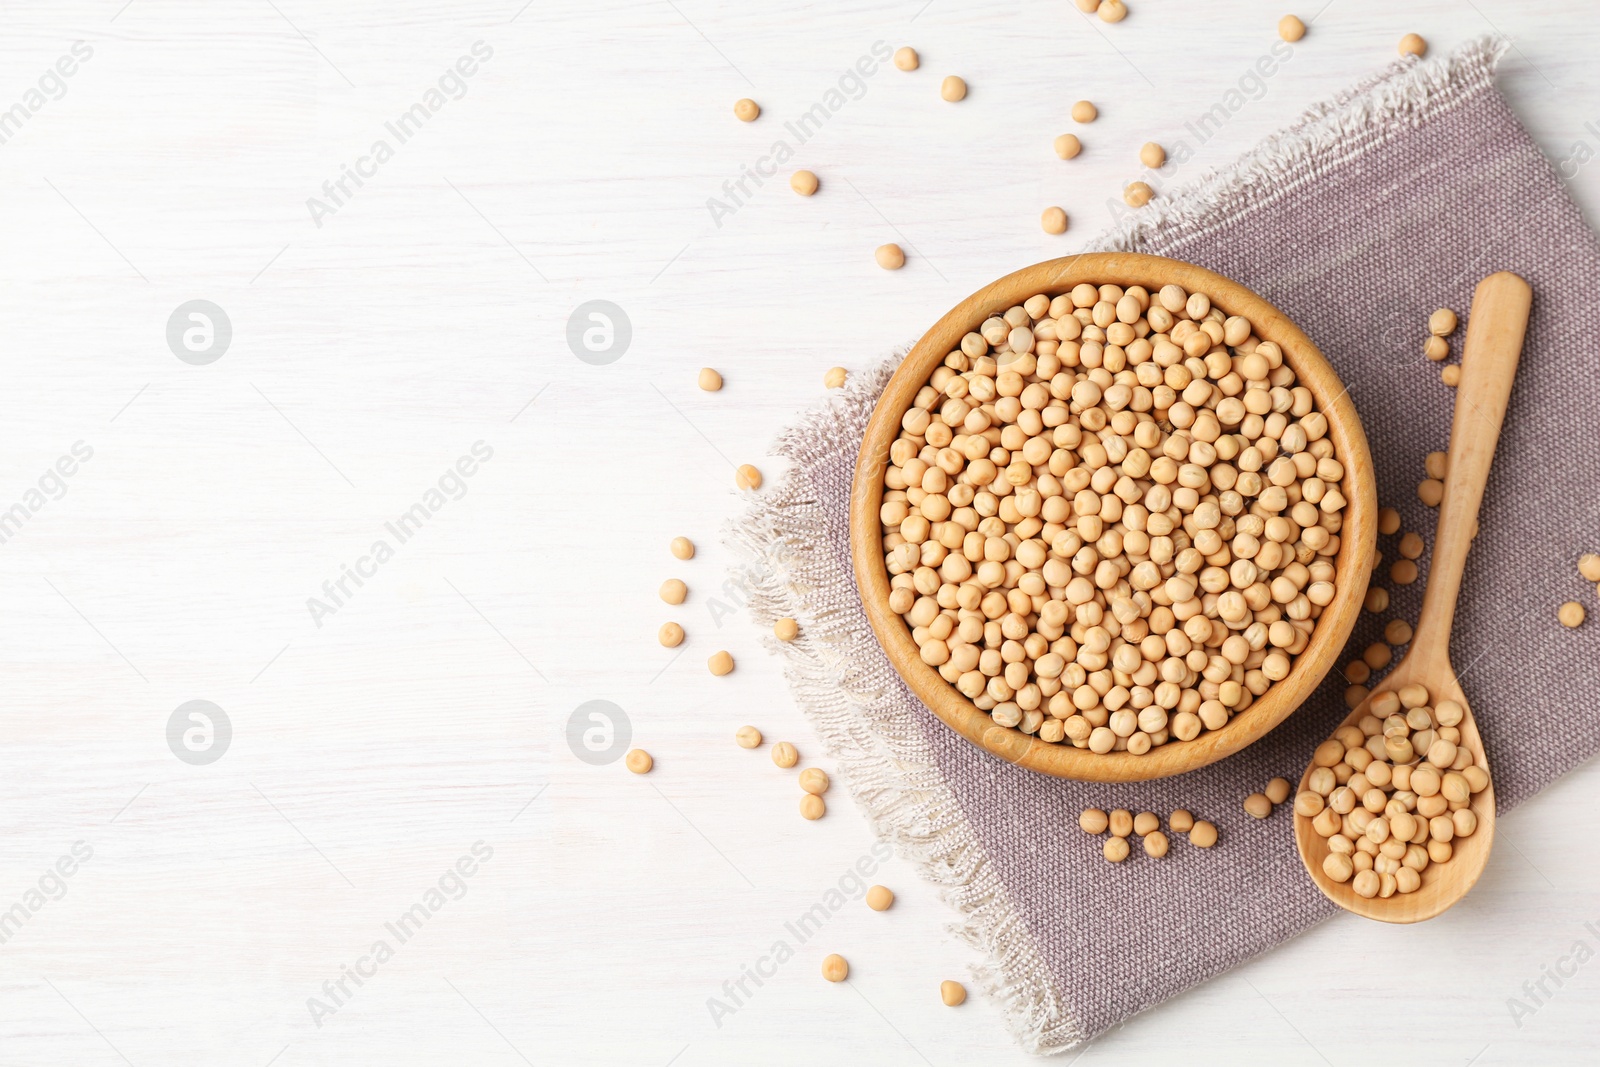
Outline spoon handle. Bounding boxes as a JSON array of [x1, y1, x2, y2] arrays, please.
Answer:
[[1411, 272, 1532, 668]]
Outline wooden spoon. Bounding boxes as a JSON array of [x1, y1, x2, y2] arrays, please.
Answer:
[[1293, 271, 1532, 923]]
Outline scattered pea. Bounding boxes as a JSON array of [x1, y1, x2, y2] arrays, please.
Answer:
[[1079, 808, 1109, 834], [824, 367, 848, 389], [1424, 335, 1449, 361], [1399, 33, 1427, 57], [940, 75, 967, 102], [1429, 308, 1456, 335], [1278, 14, 1306, 41], [660, 579, 688, 605], [1053, 133, 1082, 159], [1074, 0, 1100, 9], [1098, 0, 1126, 22], [1579, 553, 1600, 582], [940, 980, 967, 1006], [1041, 206, 1069, 234], [1441, 365, 1461, 387], [1189, 821, 1218, 848], [1133, 811, 1159, 836], [1385, 619, 1414, 645], [1071, 100, 1097, 122], [1365, 586, 1390, 613], [659, 622, 684, 647], [1559, 601, 1586, 628], [709, 650, 735, 676], [670, 536, 696, 560], [1265, 777, 1292, 805], [697, 368, 723, 392], [875, 243, 906, 270], [736, 464, 763, 490], [1139, 142, 1165, 168], [1108, 809, 1134, 837], [734, 98, 760, 122], [1363, 642, 1392, 670], [1391, 559, 1419, 585], [1123, 181, 1153, 207], [775, 617, 799, 641], [799, 767, 831, 795], [625, 749, 653, 774], [893, 46, 919, 71], [790, 170, 819, 196], [1244, 793, 1273, 819], [800, 794, 826, 820], [1424, 451, 1448, 480], [864, 885, 895, 912], [1144, 830, 1169, 858], [736, 725, 762, 749], [1418, 478, 1443, 507], [1399, 532, 1425, 560], [1103, 836, 1130, 862], [772, 742, 799, 768], [1378, 507, 1402, 536], [1169, 809, 1195, 833], [821, 953, 848, 981]]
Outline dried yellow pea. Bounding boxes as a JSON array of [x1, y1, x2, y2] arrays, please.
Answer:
[[1378, 508, 1402, 536], [799, 767, 831, 795], [1278, 14, 1305, 41], [1169, 809, 1195, 833], [1098, 0, 1126, 22], [660, 579, 688, 605], [1123, 182, 1153, 207], [1244, 793, 1272, 819], [708, 650, 734, 676], [1559, 601, 1586, 628], [772, 742, 799, 768], [734, 98, 760, 122], [1139, 142, 1165, 168], [1103, 836, 1130, 862], [1133, 811, 1159, 836], [893, 46, 919, 71], [625, 749, 653, 774], [940, 980, 967, 1006], [1578, 553, 1600, 582], [1041, 207, 1069, 235], [875, 243, 905, 270], [697, 368, 722, 392], [1399, 33, 1427, 57], [800, 794, 826, 820], [824, 367, 847, 389], [1144, 830, 1169, 858], [1429, 308, 1456, 335], [775, 617, 799, 641], [1071, 100, 1097, 122], [658, 622, 684, 648], [1419, 479, 1443, 507], [736, 464, 763, 490], [1441, 365, 1461, 387], [1265, 777, 1292, 805], [1054, 134, 1082, 159], [670, 536, 695, 560], [940, 75, 967, 102], [736, 725, 762, 749], [866, 885, 894, 910], [790, 170, 819, 196], [821, 953, 848, 981], [1189, 821, 1218, 848], [1080, 808, 1109, 834]]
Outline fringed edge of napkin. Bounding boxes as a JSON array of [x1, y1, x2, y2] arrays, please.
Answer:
[[1094, 34, 1509, 256], [726, 359, 1086, 1056]]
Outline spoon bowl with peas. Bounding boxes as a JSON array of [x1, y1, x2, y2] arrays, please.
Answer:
[[1293, 271, 1531, 923]]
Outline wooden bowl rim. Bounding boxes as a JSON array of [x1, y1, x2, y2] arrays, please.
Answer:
[[848, 253, 1377, 782]]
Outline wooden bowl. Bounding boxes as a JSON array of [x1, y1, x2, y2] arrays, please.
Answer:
[[849, 253, 1377, 782]]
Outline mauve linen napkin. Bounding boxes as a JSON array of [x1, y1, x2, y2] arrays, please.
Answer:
[[731, 37, 1600, 1053]]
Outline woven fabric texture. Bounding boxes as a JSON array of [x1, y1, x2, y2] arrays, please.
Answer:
[[732, 37, 1600, 1053]]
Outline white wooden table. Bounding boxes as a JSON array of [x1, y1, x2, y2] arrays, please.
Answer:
[[2, 1, 1597, 1063]]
